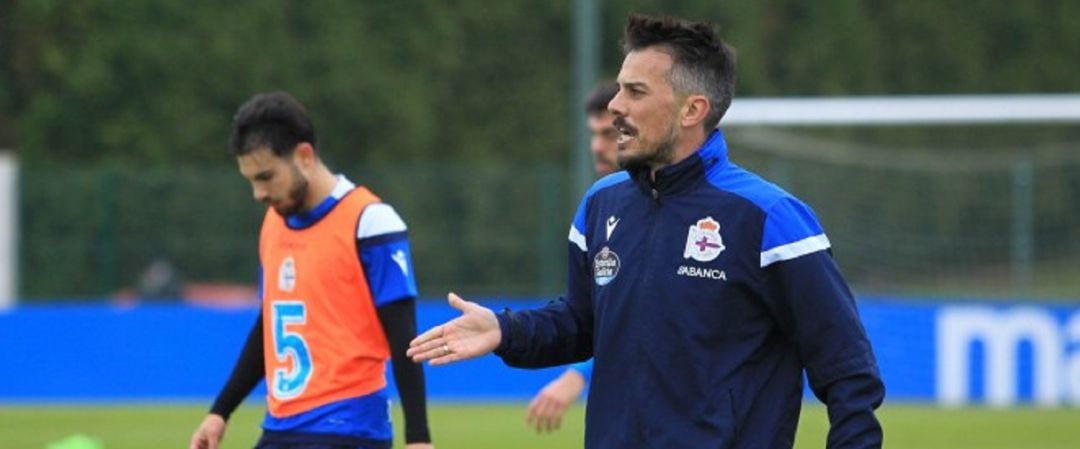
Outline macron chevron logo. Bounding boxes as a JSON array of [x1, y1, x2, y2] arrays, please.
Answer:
[[606, 216, 620, 241], [391, 250, 409, 276]]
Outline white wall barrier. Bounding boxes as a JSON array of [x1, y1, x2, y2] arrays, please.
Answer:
[[0, 151, 17, 309]]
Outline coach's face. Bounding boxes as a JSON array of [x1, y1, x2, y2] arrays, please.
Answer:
[[609, 47, 681, 172], [237, 146, 311, 217]]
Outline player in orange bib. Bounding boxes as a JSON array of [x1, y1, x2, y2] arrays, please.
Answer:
[[190, 92, 434, 449]]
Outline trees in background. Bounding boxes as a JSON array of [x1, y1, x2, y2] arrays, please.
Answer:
[[5, 1, 1079, 298], [3, 1, 1077, 167]]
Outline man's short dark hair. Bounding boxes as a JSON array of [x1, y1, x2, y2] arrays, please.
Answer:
[[229, 91, 317, 157], [584, 81, 619, 116], [622, 14, 737, 130]]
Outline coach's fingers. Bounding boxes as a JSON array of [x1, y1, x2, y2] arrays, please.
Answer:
[[425, 342, 466, 366], [447, 292, 471, 312], [409, 328, 469, 365], [409, 323, 444, 348], [408, 321, 452, 361], [408, 296, 468, 359], [407, 335, 445, 362]]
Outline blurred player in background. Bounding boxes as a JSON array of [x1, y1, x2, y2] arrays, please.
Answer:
[[190, 92, 434, 449], [525, 81, 618, 434], [409, 14, 883, 449], [583, 81, 620, 178]]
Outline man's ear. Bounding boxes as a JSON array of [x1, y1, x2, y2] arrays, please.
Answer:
[[681, 95, 710, 128], [292, 142, 317, 168]]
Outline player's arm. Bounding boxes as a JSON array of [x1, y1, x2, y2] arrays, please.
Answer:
[[526, 359, 592, 433], [759, 198, 884, 449], [209, 312, 265, 420], [357, 203, 431, 446], [191, 312, 265, 449], [570, 359, 594, 382], [377, 299, 431, 445]]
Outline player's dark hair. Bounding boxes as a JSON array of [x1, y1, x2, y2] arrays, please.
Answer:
[[622, 13, 737, 130], [229, 91, 317, 157], [584, 81, 619, 116]]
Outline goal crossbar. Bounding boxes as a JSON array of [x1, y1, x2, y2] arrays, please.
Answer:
[[722, 94, 1080, 126]]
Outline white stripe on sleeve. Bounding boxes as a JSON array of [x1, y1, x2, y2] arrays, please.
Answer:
[[568, 225, 587, 252], [760, 234, 831, 267]]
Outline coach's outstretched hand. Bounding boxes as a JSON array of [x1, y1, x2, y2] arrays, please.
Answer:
[[189, 414, 226, 449], [408, 292, 500, 366]]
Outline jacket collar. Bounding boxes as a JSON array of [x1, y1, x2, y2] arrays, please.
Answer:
[[629, 130, 729, 197], [285, 175, 354, 229]]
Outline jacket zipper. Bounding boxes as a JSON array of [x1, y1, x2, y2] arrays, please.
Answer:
[[633, 187, 661, 440]]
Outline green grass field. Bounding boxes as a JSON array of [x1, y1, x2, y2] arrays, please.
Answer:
[[3, 403, 1080, 449]]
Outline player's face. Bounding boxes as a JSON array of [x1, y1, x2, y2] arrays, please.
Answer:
[[609, 47, 681, 172], [237, 147, 310, 217], [587, 111, 619, 177]]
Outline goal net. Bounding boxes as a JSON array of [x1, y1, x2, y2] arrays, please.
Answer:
[[721, 95, 1080, 299]]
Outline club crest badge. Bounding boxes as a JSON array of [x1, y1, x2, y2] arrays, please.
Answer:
[[593, 246, 621, 286], [683, 217, 725, 262], [279, 256, 297, 292]]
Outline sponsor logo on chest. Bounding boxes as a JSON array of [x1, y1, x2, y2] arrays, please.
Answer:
[[676, 265, 727, 280]]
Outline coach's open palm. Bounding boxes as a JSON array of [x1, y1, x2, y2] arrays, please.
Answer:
[[407, 292, 500, 366]]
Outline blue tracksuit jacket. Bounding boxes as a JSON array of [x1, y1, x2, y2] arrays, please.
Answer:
[[495, 130, 884, 448]]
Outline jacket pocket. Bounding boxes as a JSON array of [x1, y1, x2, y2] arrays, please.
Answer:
[[696, 387, 738, 447]]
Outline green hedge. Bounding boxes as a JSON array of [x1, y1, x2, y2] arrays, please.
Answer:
[[19, 163, 569, 300]]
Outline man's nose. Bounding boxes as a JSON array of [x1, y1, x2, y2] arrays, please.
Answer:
[[607, 91, 627, 116], [252, 185, 267, 202], [590, 137, 605, 153]]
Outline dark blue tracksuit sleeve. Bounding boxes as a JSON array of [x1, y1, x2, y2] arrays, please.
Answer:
[[494, 239, 594, 367], [494, 185, 600, 367], [762, 250, 885, 448]]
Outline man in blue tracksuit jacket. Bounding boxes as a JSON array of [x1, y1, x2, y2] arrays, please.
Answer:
[[409, 13, 884, 449]]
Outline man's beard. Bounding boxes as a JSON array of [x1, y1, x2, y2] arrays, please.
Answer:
[[271, 167, 310, 217], [617, 121, 679, 172]]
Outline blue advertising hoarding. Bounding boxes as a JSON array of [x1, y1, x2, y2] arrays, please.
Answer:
[[2, 297, 1078, 405]]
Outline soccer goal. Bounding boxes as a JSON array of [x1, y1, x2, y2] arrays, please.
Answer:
[[721, 94, 1080, 299]]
